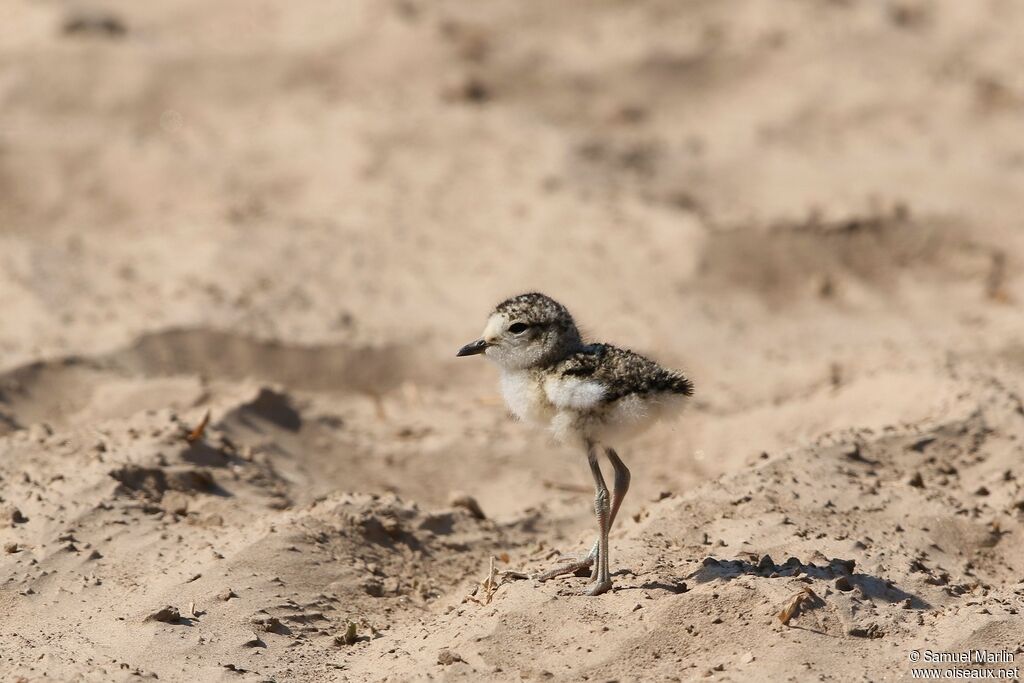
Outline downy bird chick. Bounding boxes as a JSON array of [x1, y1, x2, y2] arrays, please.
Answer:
[[457, 292, 693, 595]]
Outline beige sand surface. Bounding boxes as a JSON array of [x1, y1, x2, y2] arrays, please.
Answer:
[[1, 0, 1023, 680]]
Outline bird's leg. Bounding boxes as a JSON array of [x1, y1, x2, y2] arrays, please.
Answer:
[[535, 445, 631, 585], [585, 443, 613, 595], [590, 446, 630, 579], [605, 447, 631, 527], [579, 447, 631, 581]]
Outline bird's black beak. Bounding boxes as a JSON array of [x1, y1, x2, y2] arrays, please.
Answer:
[[456, 339, 489, 357]]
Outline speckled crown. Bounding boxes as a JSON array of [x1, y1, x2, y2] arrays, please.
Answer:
[[494, 292, 575, 329]]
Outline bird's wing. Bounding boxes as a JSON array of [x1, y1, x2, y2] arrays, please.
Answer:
[[543, 348, 608, 410], [548, 344, 693, 405]]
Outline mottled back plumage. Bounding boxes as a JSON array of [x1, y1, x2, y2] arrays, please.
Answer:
[[555, 343, 694, 402]]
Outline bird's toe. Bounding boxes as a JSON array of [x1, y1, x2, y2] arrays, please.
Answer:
[[533, 546, 598, 582], [534, 557, 594, 582], [583, 579, 613, 596]]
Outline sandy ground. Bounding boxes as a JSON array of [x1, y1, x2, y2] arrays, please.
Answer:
[[2, 0, 1024, 680]]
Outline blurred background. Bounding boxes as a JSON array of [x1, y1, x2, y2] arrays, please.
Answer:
[[2, 1, 1023, 679], [2, 0, 1023, 504], [4, 0, 1023, 477]]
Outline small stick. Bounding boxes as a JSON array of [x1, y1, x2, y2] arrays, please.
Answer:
[[185, 410, 211, 444]]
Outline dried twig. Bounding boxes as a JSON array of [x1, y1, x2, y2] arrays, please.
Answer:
[[464, 557, 503, 605], [370, 393, 387, 420], [986, 250, 1010, 302], [184, 410, 211, 444]]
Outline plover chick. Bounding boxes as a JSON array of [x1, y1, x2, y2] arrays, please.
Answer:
[[457, 292, 693, 595]]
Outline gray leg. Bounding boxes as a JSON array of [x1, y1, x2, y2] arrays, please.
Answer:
[[585, 444, 612, 595], [605, 447, 631, 527], [535, 445, 630, 587], [582, 448, 630, 581]]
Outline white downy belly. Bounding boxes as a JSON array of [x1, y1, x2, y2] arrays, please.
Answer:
[[500, 371, 554, 425]]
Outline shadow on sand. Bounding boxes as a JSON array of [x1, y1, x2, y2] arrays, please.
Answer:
[[688, 554, 931, 609]]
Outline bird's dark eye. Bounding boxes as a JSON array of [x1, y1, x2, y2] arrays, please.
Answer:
[[508, 322, 529, 334]]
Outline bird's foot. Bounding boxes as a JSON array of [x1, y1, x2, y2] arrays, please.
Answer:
[[583, 578, 613, 596], [533, 548, 597, 582]]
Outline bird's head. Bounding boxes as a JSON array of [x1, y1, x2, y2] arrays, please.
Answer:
[[456, 292, 582, 370]]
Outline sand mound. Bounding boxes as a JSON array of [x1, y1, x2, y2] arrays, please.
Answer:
[[1, 351, 1020, 679], [337, 380, 1024, 680], [0, 390, 508, 680]]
